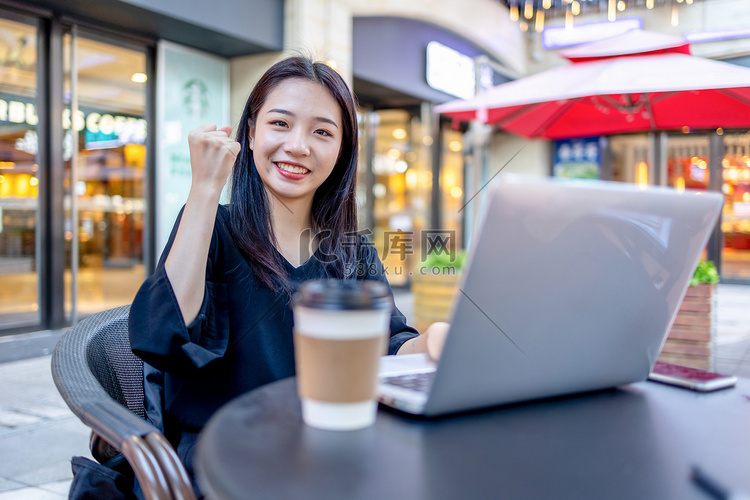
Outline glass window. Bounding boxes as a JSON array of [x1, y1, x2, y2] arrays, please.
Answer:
[[610, 134, 650, 185], [0, 16, 39, 328], [666, 136, 709, 191]]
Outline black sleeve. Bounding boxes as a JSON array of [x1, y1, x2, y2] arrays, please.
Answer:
[[129, 206, 231, 373], [356, 235, 419, 355]]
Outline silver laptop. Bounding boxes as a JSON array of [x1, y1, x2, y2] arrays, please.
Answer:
[[378, 174, 724, 416]]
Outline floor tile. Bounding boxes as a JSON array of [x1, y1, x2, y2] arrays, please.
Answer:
[[37, 480, 71, 495], [0, 479, 25, 494], [0, 486, 66, 499]]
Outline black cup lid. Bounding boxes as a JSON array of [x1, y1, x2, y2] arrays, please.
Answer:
[[292, 279, 391, 310]]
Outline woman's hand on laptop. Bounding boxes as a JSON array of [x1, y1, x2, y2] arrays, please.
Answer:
[[397, 322, 450, 361], [424, 322, 449, 361]]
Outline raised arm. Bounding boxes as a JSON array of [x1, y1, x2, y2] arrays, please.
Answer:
[[164, 124, 240, 325]]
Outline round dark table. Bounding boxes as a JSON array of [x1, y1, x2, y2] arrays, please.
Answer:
[[195, 377, 750, 500]]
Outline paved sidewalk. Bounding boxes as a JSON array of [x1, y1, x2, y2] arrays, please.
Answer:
[[0, 285, 747, 498], [713, 284, 750, 378], [0, 356, 91, 499]]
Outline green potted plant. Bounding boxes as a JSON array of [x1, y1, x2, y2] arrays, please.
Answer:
[[411, 250, 467, 332], [689, 259, 720, 287], [659, 260, 719, 370]]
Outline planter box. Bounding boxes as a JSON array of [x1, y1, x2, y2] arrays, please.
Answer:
[[657, 284, 715, 371], [411, 273, 459, 333]]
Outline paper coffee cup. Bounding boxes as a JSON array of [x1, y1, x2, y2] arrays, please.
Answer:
[[292, 280, 392, 431]]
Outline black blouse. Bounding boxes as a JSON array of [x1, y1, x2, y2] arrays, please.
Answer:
[[129, 205, 419, 430]]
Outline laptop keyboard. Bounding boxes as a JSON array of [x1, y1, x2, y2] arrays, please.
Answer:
[[381, 371, 436, 393]]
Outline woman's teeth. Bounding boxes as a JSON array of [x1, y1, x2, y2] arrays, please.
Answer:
[[276, 163, 310, 174]]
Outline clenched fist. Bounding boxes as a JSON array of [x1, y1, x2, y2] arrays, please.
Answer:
[[187, 124, 241, 198]]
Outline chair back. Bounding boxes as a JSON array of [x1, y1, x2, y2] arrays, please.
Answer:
[[53, 305, 198, 500], [84, 306, 146, 419], [53, 304, 155, 445]]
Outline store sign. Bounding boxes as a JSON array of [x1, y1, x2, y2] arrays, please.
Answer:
[[426, 41, 476, 100], [553, 137, 601, 179], [156, 41, 229, 257], [81, 112, 147, 148], [0, 97, 38, 125], [0, 93, 147, 149], [542, 17, 642, 50]]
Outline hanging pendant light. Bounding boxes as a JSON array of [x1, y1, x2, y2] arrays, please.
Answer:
[[524, 0, 534, 20], [503, 0, 696, 33], [535, 8, 545, 31], [510, 2, 519, 21]]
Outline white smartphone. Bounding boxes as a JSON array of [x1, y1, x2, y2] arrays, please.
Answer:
[[648, 361, 737, 392]]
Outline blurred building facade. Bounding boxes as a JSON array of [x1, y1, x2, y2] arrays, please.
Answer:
[[511, 0, 750, 286], [1, 0, 749, 336], [0, 0, 521, 334]]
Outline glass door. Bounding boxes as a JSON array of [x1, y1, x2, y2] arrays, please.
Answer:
[[0, 16, 39, 329], [362, 108, 432, 286], [64, 31, 148, 320]]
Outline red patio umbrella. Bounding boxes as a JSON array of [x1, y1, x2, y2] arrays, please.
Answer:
[[435, 31, 750, 139]]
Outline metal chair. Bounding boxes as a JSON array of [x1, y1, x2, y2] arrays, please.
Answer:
[[51, 305, 197, 500]]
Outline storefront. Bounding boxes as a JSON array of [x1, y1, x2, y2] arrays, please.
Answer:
[[352, 16, 509, 285], [0, 12, 151, 332], [0, 0, 282, 334], [1, 2, 511, 332]]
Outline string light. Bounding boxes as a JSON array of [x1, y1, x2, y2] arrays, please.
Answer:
[[505, 0, 694, 33], [535, 8, 545, 31], [524, 0, 534, 19], [510, 3, 519, 21], [565, 7, 573, 29]]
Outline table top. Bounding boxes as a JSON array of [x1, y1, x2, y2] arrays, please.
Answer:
[[195, 376, 750, 500]]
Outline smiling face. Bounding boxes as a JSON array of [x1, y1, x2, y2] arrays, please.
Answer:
[[248, 78, 343, 210]]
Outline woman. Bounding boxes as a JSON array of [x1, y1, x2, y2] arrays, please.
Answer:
[[129, 56, 447, 493]]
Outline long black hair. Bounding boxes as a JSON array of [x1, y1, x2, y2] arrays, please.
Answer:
[[229, 56, 359, 292]]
